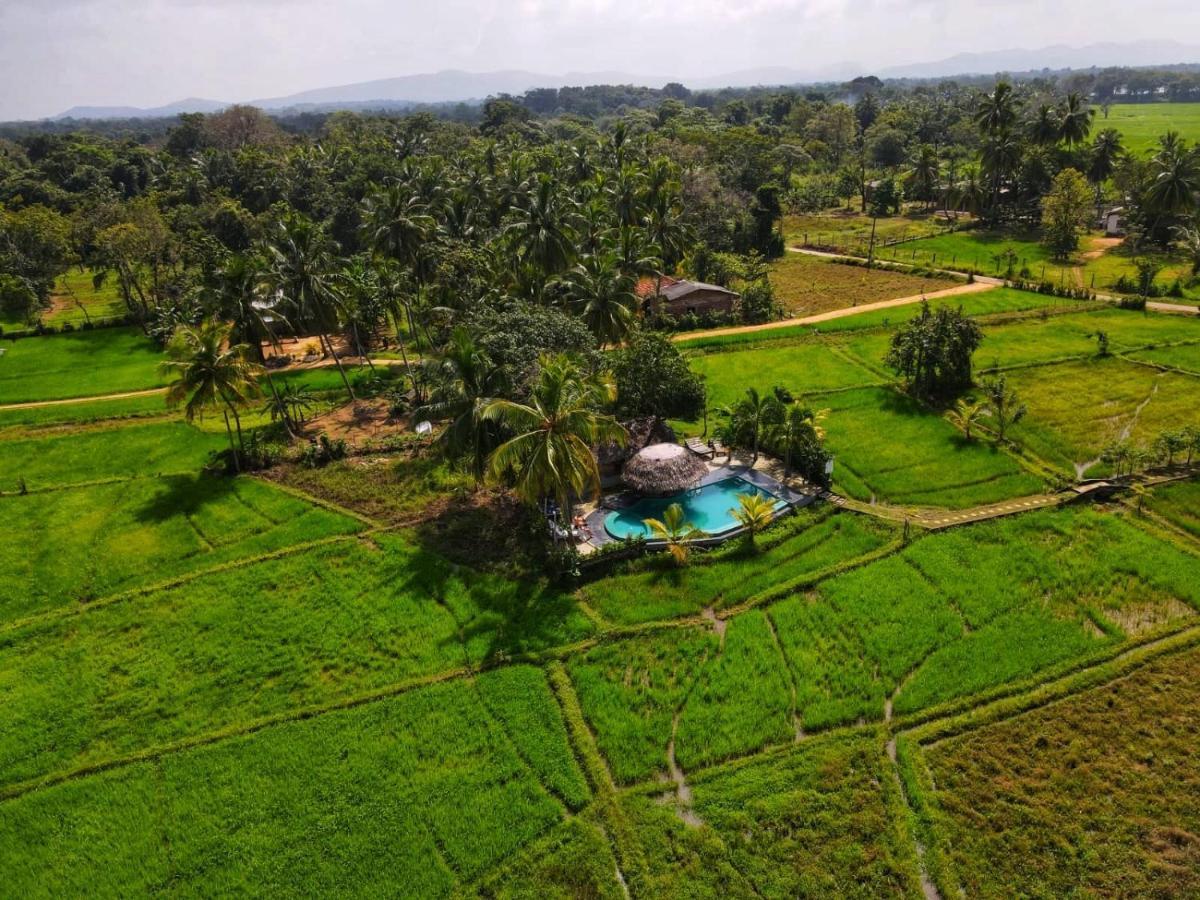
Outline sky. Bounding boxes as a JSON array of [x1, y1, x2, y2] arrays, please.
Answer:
[[1, 0, 1198, 120]]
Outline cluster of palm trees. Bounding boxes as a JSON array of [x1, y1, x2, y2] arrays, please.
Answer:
[[645, 492, 779, 567], [720, 387, 829, 472], [948, 375, 1028, 444]]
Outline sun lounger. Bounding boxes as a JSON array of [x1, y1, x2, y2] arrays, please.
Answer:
[[685, 437, 715, 459]]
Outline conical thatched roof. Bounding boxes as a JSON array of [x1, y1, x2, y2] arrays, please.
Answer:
[[622, 442, 707, 496]]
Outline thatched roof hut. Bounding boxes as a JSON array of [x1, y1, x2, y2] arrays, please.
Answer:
[[622, 442, 707, 496], [596, 417, 676, 475]]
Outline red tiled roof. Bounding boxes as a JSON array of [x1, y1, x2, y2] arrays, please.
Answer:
[[634, 275, 679, 299]]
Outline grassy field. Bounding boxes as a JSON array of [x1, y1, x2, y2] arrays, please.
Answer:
[[784, 208, 963, 249], [1006, 357, 1199, 476], [0, 475, 364, 622], [1104, 101, 1200, 155], [769, 252, 956, 316], [0, 420, 227, 491], [920, 644, 1200, 897], [0, 327, 166, 403], [5, 277, 1200, 894], [43, 269, 127, 326], [0, 668, 588, 896]]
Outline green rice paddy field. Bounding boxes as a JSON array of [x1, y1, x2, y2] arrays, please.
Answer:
[[2, 299, 1200, 896]]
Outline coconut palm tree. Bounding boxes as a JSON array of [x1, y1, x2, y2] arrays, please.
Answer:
[[1088, 129, 1124, 185], [723, 387, 784, 463], [506, 173, 578, 297], [1027, 104, 1061, 147], [771, 402, 828, 472], [974, 81, 1018, 137], [1058, 93, 1095, 147], [361, 183, 436, 339], [982, 375, 1027, 442], [160, 319, 263, 472], [731, 493, 777, 550], [482, 354, 626, 524], [906, 144, 941, 210], [981, 132, 1023, 217], [564, 251, 639, 346], [948, 397, 989, 441], [1144, 143, 1200, 220], [263, 214, 355, 400], [418, 327, 509, 486], [643, 502, 706, 566]]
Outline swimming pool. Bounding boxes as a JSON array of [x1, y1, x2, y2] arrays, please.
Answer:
[[604, 476, 788, 541]]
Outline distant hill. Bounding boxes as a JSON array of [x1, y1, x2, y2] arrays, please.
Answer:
[[47, 41, 1200, 122], [877, 40, 1200, 79], [55, 97, 227, 121]]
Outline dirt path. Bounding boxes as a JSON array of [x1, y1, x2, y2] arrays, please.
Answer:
[[0, 358, 409, 413], [0, 387, 167, 411], [674, 281, 997, 343]]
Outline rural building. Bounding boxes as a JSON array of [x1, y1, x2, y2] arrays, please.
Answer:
[[635, 275, 739, 317], [1101, 207, 1125, 237]]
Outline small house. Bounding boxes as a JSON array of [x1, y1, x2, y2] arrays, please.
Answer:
[[1101, 207, 1124, 237], [635, 276, 739, 318]]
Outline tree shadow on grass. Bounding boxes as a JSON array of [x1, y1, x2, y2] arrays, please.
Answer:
[[133, 472, 238, 524]]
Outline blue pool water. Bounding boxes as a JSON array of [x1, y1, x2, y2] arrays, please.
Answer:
[[604, 476, 787, 540]]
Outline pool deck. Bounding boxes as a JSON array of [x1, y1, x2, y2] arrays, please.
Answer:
[[579, 456, 820, 553]]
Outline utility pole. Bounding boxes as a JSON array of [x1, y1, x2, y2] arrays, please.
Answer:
[[866, 214, 879, 269]]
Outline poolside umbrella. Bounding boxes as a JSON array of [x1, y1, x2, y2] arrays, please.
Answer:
[[622, 443, 707, 497]]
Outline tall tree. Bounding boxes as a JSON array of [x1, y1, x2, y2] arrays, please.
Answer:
[[159, 319, 263, 471], [483, 354, 626, 524]]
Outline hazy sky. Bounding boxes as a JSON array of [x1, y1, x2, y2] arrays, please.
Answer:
[[1, 0, 1197, 119]]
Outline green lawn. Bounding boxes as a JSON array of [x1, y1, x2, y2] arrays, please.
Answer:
[[0, 327, 166, 403], [0, 392, 168, 429], [819, 387, 1044, 508], [0, 475, 364, 623], [784, 208, 964, 251], [1103, 102, 1200, 156], [0, 420, 226, 491]]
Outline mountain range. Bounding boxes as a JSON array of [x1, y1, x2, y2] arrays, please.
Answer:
[[52, 40, 1200, 121]]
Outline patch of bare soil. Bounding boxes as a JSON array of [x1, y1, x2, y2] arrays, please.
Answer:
[[1080, 236, 1124, 260], [1104, 598, 1195, 636], [304, 398, 408, 448]]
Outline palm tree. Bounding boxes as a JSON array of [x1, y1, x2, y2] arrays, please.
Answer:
[[974, 81, 1018, 136], [723, 387, 784, 463], [263, 215, 355, 400], [906, 144, 941, 210], [418, 327, 508, 486], [771, 403, 828, 472], [731, 493, 776, 549], [981, 132, 1023, 217], [564, 251, 638, 346], [948, 397, 988, 441], [482, 354, 626, 525], [1058, 93, 1095, 147], [506, 173, 577, 297], [160, 319, 263, 472], [982, 375, 1027, 442], [1144, 144, 1200, 221], [361, 183, 436, 340], [205, 251, 295, 437], [1088, 129, 1124, 185], [1027, 104, 1061, 147], [643, 503, 705, 566], [1174, 224, 1200, 276]]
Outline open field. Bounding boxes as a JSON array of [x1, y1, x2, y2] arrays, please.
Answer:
[[0, 475, 364, 622], [1104, 101, 1200, 155], [568, 505, 1200, 782], [0, 420, 227, 491], [920, 644, 1200, 897], [899, 230, 1198, 299], [0, 668, 588, 896], [0, 327, 166, 403], [1006, 357, 1199, 476], [784, 208, 963, 250], [1146, 478, 1200, 539], [769, 252, 956, 317], [43, 269, 127, 326]]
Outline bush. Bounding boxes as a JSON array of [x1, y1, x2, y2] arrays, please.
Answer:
[[298, 433, 349, 468]]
